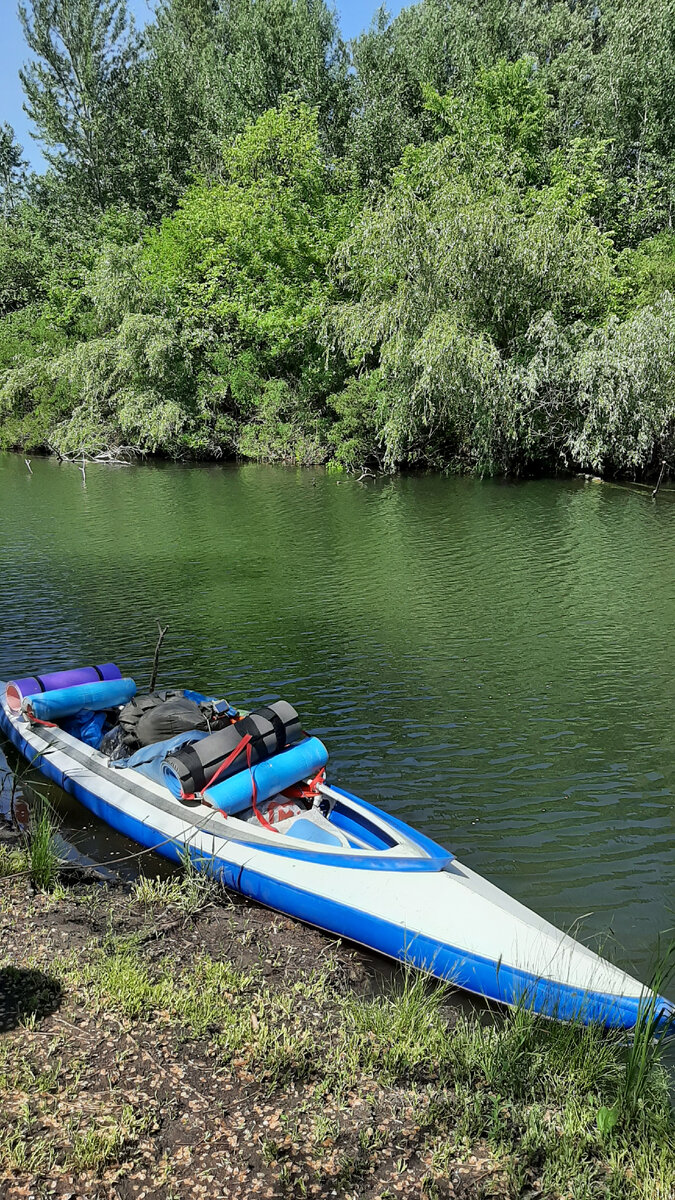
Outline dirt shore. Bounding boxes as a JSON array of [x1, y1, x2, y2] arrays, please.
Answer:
[[0, 850, 496, 1200], [1, 813, 674, 1200]]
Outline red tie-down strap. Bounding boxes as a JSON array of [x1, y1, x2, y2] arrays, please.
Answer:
[[283, 765, 326, 802], [246, 741, 279, 833], [24, 705, 57, 729], [180, 732, 253, 804]]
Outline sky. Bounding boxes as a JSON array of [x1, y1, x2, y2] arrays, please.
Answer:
[[0, 0, 403, 171]]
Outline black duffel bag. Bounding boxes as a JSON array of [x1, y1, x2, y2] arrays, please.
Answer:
[[119, 690, 209, 751], [165, 700, 302, 796]]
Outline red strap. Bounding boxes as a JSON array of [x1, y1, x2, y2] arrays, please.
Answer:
[[205, 732, 252, 791], [309, 766, 326, 792], [283, 766, 326, 802], [247, 742, 278, 833], [25, 705, 57, 729], [180, 732, 252, 802]]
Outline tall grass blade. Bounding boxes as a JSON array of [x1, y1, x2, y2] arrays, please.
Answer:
[[28, 797, 60, 891], [621, 939, 675, 1112]]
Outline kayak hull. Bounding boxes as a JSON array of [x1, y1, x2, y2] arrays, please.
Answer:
[[1, 685, 672, 1036]]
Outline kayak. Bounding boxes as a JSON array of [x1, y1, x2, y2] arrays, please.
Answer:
[[1, 673, 673, 1035]]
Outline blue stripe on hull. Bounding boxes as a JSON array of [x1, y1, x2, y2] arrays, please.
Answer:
[[3, 712, 672, 1034]]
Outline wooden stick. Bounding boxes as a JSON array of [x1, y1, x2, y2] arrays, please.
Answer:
[[651, 460, 668, 499], [149, 621, 168, 692]]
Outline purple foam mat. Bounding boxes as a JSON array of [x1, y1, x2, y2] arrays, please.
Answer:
[[6, 663, 122, 713]]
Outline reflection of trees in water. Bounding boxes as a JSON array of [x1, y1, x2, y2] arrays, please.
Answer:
[[0, 966, 62, 1032]]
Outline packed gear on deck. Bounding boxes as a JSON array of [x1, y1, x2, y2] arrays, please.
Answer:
[[118, 690, 238, 753], [163, 700, 303, 798]]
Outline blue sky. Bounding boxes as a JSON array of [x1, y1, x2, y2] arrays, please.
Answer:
[[1, 0, 403, 171]]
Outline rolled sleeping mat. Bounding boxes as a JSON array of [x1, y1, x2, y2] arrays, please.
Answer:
[[24, 678, 137, 722], [163, 700, 303, 797], [201, 736, 328, 816], [6, 663, 122, 714]]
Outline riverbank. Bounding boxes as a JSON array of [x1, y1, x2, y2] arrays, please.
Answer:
[[1, 842, 673, 1200]]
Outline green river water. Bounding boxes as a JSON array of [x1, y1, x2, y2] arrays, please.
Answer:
[[1, 452, 673, 988]]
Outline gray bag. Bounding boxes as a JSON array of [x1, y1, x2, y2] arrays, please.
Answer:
[[119, 691, 208, 750]]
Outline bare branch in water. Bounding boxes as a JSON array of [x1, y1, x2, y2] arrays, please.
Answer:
[[149, 622, 169, 692]]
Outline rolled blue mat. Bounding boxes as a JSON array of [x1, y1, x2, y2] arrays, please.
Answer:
[[176, 736, 328, 814], [25, 678, 137, 722]]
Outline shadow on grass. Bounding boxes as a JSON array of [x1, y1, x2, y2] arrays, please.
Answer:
[[0, 965, 62, 1032]]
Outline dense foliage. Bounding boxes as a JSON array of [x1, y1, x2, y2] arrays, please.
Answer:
[[1, 0, 675, 476]]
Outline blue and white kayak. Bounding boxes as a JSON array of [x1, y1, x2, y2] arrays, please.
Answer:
[[1, 680, 672, 1035]]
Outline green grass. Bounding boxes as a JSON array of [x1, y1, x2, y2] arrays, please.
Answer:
[[132, 849, 219, 917], [620, 941, 675, 1114], [0, 1036, 149, 1180], [10, 869, 671, 1198], [27, 798, 60, 891], [70, 1106, 149, 1172], [68, 940, 256, 1043], [49, 941, 674, 1199], [0, 843, 30, 878]]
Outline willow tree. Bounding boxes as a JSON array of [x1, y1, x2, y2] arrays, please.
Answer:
[[332, 62, 617, 473]]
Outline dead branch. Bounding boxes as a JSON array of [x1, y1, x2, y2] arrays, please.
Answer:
[[651, 460, 669, 499], [149, 622, 169, 692]]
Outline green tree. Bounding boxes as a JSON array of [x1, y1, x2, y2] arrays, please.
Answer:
[[332, 64, 617, 472], [142, 99, 356, 459], [19, 0, 137, 207], [0, 125, 28, 219], [126, 0, 351, 213]]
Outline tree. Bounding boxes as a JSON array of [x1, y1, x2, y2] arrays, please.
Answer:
[[0, 125, 28, 219], [141, 99, 356, 459], [18, 0, 137, 207], [332, 64, 616, 472], [128, 0, 351, 213]]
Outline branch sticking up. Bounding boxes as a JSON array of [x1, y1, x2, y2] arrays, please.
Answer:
[[149, 622, 169, 692], [651, 460, 668, 499]]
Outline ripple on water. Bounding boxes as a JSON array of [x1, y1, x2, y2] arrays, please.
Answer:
[[0, 455, 673, 985]]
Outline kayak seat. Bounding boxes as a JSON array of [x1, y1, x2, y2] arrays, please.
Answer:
[[284, 817, 343, 847]]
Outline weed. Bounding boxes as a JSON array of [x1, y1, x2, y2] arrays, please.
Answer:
[[27, 797, 60, 890], [0, 843, 30, 878], [70, 1105, 148, 1173], [132, 874, 185, 906], [620, 941, 675, 1114], [132, 850, 218, 918], [0, 1107, 56, 1174], [28, 918, 675, 1200]]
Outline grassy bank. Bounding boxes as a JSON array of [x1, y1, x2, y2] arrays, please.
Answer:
[[0, 854, 673, 1200]]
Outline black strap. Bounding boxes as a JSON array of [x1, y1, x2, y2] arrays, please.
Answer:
[[93, 665, 105, 681], [256, 706, 286, 754], [177, 744, 207, 795], [236, 716, 270, 759], [34, 676, 47, 693]]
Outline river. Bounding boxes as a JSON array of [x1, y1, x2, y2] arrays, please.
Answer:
[[1, 452, 673, 989]]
